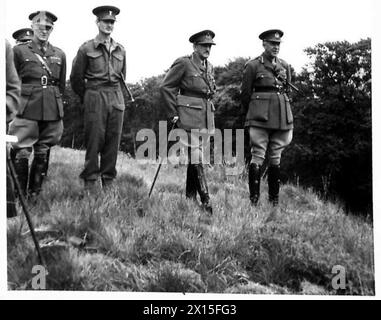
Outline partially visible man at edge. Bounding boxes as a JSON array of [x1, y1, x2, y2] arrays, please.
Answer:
[[6, 39, 21, 217]]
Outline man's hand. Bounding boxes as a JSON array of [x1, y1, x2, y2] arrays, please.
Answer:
[[171, 116, 179, 124]]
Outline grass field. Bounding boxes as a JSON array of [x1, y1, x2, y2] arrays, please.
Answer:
[[7, 147, 375, 295]]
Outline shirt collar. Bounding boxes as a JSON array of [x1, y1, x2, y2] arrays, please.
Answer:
[[191, 52, 207, 70], [94, 35, 119, 51]]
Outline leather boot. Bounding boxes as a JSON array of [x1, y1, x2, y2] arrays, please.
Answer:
[[186, 164, 197, 200], [13, 157, 29, 197], [249, 163, 261, 205], [28, 155, 48, 196], [268, 165, 280, 206], [194, 164, 212, 215]]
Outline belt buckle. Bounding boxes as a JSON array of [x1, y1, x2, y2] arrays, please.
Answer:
[[41, 75, 48, 87]]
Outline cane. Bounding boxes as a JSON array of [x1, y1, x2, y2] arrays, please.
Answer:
[[148, 121, 177, 198], [6, 135, 46, 267]]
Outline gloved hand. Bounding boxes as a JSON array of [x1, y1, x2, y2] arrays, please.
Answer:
[[171, 116, 179, 124]]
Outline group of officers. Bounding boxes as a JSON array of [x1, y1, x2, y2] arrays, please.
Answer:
[[6, 5, 294, 217]]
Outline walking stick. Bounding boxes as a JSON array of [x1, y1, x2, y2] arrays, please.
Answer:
[[148, 121, 177, 198], [6, 137, 46, 267]]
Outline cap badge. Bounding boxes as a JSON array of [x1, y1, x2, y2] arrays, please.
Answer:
[[275, 32, 280, 38], [109, 10, 113, 15]]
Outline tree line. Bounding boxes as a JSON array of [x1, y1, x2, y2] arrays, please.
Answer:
[[61, 38, 372, 216]]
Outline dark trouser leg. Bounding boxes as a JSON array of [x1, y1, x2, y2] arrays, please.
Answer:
[[44, 148, 51, 177], [100, 91, 124, 187], [28, 155, 48, 196], [13, 157, 29, 197], [186, 164, 197, 200], [7, 164, 17, 218], [80, 90, 105, 182], [194, 164, 212, 214], [249, 163, 261, 205], [268, 165, 280, 206]]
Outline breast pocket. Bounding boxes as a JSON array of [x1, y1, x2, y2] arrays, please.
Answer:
[[49, 59, 62, 78], [22, 58, 41, 75], [112, 52, 124, 74], [187, 74, 205, 90], [255, 72, 275, 87], [86, 51, 104, 74]]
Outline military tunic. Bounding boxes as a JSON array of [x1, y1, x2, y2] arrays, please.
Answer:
[[241, 53, 293, 130], [160, 52, 216, 133], [241, 52, 293, 166], [70, 36, 126, 182], [8, 39, 66, 157]]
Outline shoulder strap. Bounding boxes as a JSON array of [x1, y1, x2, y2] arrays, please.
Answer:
[[34, 52, 52, 77]]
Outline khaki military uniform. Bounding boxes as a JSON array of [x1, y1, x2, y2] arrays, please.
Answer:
[[241, 53, 293, 166], [9, 40, 66, 158], [6, 39, 21, 217], [70, 35, 126, 183], [160, 52, 216, 163]]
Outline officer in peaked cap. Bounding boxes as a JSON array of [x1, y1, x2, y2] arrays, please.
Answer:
[[8, 10, 66, 198], [12, 28, 34, 44], [92, 5, 120, 20], [189, 30, 216, 45], [70, 5, 126, 192], [258, 29, 284, 42], [160, 29, 217, 215], [240, 29, 293, 207], [29, 10, 57, 25]]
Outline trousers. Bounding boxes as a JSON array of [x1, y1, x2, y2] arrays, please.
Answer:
[[80, 87, 124, 181], [249, 127, 292, 166]]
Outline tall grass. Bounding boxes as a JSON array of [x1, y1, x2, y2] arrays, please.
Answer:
[[7, 147, 374, 295]]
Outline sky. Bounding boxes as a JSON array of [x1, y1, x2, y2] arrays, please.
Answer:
[[2, 0, 375, 83]]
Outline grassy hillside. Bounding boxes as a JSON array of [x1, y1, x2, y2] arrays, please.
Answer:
[[7, 147, 374, 295]]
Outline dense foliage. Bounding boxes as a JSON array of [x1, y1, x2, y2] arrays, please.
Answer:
[[60, 39, 372, 215]]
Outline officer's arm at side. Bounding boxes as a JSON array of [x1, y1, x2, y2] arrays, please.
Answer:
[[59, 51, 67, 95], [240, 61, 256, 114], [6, 40, 21, 123], [70, 48, 88, 100], [159, 58, 186, 120]]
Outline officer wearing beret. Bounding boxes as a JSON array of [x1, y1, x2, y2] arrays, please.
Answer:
[[160, 30, 217, 214], [70, 6, 126, 191], [240, 29, 293, 206], [12, 28, 33, 44], [8, 11, 66, 197]]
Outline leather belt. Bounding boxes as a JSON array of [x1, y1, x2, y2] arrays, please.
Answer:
[[181, 90, 213, 100], [23, 76, 59, 86]]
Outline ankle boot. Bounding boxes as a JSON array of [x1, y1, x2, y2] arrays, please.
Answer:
[[194, 164, 212, 215], [13, 157, 29, 197], [268, 165, 280, 206], [28, 155, 48, 196], [249, 163, 261, 205], [186, 164, 197, 200]]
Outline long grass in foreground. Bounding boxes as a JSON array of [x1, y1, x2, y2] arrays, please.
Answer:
[[7, 147, 374, 295]]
